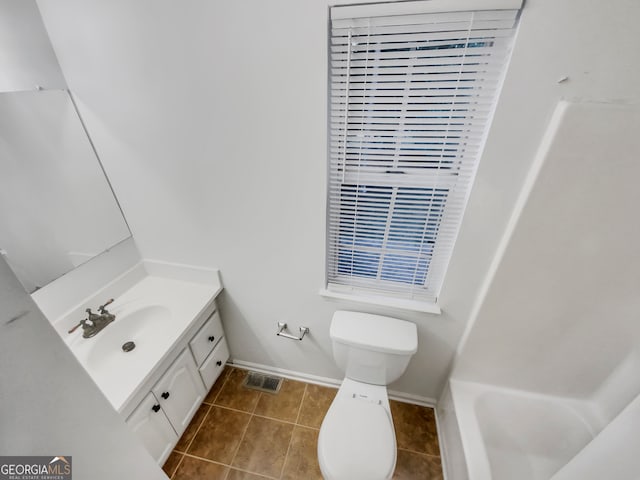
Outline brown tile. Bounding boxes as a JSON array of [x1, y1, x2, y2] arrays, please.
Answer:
[[297, 384, 336, 429], [254, 379, 306, 423], [204, 365, 231, 404], [281, 426, 323, 480], [175, 403, 211, 452], [215, 368, 261, 413], [226, 469, 272, 480], [390, 401, 440, 456], [172, 455, 228, 480], [188, 406, 251, 464], [232, 416, 294, 478], [162, 451, 183, 478], [393, 450, 443, 480]]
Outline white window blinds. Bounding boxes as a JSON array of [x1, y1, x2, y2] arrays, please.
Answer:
[[327, 2, 520, 304]]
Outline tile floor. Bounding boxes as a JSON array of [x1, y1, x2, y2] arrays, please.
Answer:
[[162, 367, 443, 480]]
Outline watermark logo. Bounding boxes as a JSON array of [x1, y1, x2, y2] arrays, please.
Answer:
[[0, 456, 72, 480]]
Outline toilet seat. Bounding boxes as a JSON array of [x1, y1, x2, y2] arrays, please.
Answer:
[[318, 394, 396, 480]]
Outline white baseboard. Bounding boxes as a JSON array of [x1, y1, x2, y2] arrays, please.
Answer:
[[228, 359, 436, 407], [388, 389, 437, 408]]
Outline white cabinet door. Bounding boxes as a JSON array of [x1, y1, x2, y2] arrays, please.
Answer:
[[152, 348, 206, 437], [126, 392, 177, 465]]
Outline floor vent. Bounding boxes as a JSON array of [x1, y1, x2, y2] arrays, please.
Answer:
[[243, 371, 283, 394]]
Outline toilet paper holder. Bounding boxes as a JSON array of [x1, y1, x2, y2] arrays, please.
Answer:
[[276, 322, 310, 341]]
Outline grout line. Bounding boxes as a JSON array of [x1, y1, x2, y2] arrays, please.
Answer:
[[292, 423, 319, 432], [181, 452, 231, 468], [224, 383, 263, 475], [183, 403, 212, 453], [227, 465, 279, 480], [207, 366, 232, 405], [227, 409, 255, 470], [397, 447, 441, 459], [221, 456, 231, 480], [278, 424, 296, 479], [176, 453, 278, 480], [171, 367, 230, 479], [217, 371, 233, 479], [169, 452, 185, 480], [294, 384, 308, 426], [212, 367, 261, 412], [208, 403, 259, 416], [282, 384, 314, 480], [251, 390, 261, 414], [253, 412, 309, 427], [206, 400, 321, 430]]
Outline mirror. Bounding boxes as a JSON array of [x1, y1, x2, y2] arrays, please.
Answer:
[[0, 89, 131, 293]]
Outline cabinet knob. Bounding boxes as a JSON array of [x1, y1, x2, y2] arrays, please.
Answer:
[[161, 391, 170, 400], [208, 335, 215, 342], [216, 360, 222, 367], [152, 404, 161, 413]]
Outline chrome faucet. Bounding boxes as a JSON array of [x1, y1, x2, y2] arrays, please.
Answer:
[[68, 299, 116, 338]]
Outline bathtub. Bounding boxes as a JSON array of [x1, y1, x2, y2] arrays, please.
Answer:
[[443, 380, 602, 480]]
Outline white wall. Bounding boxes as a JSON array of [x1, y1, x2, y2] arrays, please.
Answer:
[[36, 0, 640, 400], [0, 0, 65, 91]]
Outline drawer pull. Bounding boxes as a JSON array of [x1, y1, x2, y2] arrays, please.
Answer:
[[161, 391, 170, 400], [151, 404, 161, 413], [216, 360, 222, 367], [208, 336, 215, 342]]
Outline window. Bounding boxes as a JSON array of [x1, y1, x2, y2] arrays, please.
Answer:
[[326, 1, 521, 305]]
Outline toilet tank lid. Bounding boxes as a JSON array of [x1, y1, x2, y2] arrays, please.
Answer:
[[331, 311, 418, 355]]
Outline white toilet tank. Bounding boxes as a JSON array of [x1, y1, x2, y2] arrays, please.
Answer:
[[330, 311, 418, 385]]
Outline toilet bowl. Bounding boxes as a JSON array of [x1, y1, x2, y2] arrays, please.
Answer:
[[317, 311, 418, 480], [318, 378, 396, 480]]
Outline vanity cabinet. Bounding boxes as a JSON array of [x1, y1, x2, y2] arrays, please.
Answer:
[[124, 302, 229, 465], [151, 347, 205, 436], [125, 348, 203, 463], [126, 392, 177, 464]]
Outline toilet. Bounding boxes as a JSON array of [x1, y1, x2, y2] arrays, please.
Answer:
[[317, 311, 418, 480]]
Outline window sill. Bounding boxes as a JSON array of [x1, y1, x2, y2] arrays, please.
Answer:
[[319, 288, 441, 315]]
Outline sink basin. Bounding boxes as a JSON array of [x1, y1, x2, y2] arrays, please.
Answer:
[[85, 305, 172, 370]]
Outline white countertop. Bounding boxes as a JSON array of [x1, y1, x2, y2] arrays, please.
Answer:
[[66, 273, 221, 411]]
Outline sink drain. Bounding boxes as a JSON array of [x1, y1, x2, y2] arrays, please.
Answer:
[[122, 341, 136, 352]]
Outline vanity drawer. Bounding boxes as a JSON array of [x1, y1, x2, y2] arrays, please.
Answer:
[[189, 310, 224, 366], [199, 338, 229, 391]]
